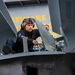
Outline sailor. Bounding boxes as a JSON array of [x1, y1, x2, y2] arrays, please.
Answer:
[[3, 18, 40, 54]]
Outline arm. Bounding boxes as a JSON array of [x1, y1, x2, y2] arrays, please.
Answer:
[[17, 29, 40, 47], [17, 31, 34, 47]]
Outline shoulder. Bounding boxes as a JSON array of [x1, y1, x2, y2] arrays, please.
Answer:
[[17, 30, 24, 37], [33, 29, 40, 36], [33, 29, 39, 32]]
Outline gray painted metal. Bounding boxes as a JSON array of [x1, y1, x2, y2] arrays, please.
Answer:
[[0, 51, 65, 60], [0, 11, 16, 52], [47, 0, 68, 49], [3, 0, 35, 2], [59, 0, 75, 51], [0, 0, 17, 52], [48, 0, 62, 34], [0, 0, 17, 35], [35, 20, 55, 51], [48, 0, 75, 51], [22, 36, 28, 52]]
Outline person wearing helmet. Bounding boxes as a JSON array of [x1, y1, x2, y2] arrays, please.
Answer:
[[3, 18, 40, 54], [13, 18, 40, 53]]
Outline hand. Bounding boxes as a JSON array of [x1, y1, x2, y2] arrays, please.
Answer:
[[32, 40, 38, 46]]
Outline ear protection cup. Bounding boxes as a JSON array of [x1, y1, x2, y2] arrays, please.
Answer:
[[21, 23, 25, 30]]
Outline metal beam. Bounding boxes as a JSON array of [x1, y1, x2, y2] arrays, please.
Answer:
[[48, 0, 62, 34], [35, 20, 55, 51], [3, 0, 36, 2]]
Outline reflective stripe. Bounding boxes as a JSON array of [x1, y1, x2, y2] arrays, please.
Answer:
[[18, 33, 22, 37]]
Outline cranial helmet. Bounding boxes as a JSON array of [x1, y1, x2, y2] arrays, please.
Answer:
[[21, 18, 35, 30]]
